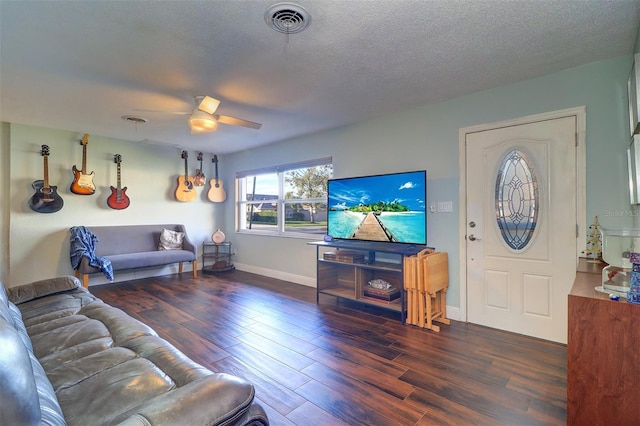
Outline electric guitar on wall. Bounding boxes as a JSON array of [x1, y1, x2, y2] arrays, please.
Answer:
[[207, 154, 227, 202], [70, 133, 96, 195], [194, 151, 206, 187], [107, 154, 130, 210], [175, 150, 197, 202], [29, 145, 64, 213]]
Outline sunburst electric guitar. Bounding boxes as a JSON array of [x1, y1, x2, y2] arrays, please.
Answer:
[[70, 133, 96, 195], [175, 150, 197, 202], [194, 152, 206, 187], [107, 154, 130, 210], [29, 145, 64, 213], [207, 155, 227, 202]]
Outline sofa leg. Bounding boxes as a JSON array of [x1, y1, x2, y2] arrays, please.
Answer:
[[192, 261, 197, 279], [179, 262, 184, 274], [74, 270, 89, 288]]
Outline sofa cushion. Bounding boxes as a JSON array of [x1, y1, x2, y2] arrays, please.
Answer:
[[107, 250, 195, 271], [88, 224, 194, 256], [158, 228, 185, 250], [7, 275, 79, 305]]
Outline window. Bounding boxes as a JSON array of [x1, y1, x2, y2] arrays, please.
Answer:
[[495, 149, 539, 251], [237, 158, 333, 237]]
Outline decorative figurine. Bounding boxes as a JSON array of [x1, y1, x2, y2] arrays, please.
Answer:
[[584, 215, 602, 263]]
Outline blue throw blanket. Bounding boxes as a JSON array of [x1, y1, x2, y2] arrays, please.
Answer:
[[69, 226, 114, 281]]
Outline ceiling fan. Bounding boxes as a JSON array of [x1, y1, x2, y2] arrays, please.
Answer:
[[136, 96, 262, 134]]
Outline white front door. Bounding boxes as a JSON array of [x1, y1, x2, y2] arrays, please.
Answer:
[[464, 112, 581, 343]]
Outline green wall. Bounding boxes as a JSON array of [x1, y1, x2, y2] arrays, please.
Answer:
[[223, 55, 634, 314]]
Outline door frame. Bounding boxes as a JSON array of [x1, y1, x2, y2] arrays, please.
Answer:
[[457, 106, 586, 323]]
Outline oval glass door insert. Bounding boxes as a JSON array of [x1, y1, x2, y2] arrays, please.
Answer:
[[495, 149, 539, 250]]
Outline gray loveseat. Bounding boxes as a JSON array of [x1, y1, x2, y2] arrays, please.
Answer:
[[73, 224, 198, 287], [0, 275, 268, 425]]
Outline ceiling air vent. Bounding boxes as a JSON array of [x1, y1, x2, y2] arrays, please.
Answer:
[[265, 3, 311, 34]]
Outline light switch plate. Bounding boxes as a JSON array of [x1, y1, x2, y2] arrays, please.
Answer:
[[437, 201, 453, 212]]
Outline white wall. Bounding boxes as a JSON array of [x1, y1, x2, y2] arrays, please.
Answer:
[[222, 55, 636, 309], [4, 124, 223, 287]]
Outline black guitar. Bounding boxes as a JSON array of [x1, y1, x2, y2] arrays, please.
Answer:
[[29, 145, 64, 213]]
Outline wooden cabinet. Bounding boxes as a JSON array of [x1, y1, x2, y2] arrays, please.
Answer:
[[309, 240, 430, 323], [567, 258, 640, 425]]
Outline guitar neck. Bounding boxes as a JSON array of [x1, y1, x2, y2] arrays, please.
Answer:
[[81, 143, 87, 174], [184, 157, 188, 179], [213, 155, 220, 187], [116, 163, 122, 191], [43, 155, 50, 189]]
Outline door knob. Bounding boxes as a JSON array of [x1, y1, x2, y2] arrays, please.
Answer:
[[468, 234, 481, 241]]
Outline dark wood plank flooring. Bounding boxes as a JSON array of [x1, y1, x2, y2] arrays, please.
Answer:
[[90, 271, 567, 425]]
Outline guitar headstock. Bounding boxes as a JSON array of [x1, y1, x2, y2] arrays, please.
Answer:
[[197, 152, 203, 162], [212, 154, 218, 163], [81, 133, 89, 146], [181, 150, 188, 159], [41, 145, 50, 156], [114, 154, 122, 164]]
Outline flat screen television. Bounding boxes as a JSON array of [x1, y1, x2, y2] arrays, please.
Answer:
[[327, 170, 427, 245]]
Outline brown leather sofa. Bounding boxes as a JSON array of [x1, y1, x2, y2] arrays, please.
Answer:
[[0, 275, 268, 426]]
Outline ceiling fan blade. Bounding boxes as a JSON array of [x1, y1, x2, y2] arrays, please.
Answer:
[[133, 109, 190, 115], [214, 114, 262, 129]]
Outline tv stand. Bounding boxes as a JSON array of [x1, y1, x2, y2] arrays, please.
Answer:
[[309, 240, 432, 323]]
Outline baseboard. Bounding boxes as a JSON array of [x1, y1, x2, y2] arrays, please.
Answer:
[[445, 305, 461, 321], [233, 262, 316, 287]]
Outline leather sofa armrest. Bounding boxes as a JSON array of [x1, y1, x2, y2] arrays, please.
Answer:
[[114, 373, 265, 426], [7, 276, 83, 305]]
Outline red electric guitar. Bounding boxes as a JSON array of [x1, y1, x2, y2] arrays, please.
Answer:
[[107, 154, 130, 210]]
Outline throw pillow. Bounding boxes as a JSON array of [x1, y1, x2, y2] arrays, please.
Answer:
[[158, 228, 185, 251]]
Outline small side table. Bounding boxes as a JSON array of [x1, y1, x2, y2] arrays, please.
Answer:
[[202, 241, 234, 273]]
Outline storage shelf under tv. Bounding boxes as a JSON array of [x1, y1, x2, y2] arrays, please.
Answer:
[[309, 240, 432, 323]]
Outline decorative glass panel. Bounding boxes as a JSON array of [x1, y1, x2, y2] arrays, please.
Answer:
[[495, 149, 539, 250]]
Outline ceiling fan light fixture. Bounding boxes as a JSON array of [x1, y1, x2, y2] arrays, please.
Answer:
[[196, 96, 221, 115], [189, 109, 218, 133]]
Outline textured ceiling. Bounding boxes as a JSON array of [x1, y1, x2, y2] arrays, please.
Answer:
[[1, 0, 639, 154]]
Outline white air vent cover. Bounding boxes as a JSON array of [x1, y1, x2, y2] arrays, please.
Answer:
[[265, 2, 311, 34]]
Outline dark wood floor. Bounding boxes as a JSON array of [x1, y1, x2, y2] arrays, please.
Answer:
[[90, 270, 567, 426]]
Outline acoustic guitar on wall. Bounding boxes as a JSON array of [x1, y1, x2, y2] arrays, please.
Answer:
[[29, 145, 64, 213], [194, 151, 206, 187], [175, 150, 197, 202], [70, 133, 96, 195], [107, 154, 130, 210], [207, 154, 227, 202]]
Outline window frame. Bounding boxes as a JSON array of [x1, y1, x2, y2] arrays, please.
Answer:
[[236, 157, 332, 239]]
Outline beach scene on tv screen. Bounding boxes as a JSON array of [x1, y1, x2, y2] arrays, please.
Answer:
[[328, 171, 426, 244]]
